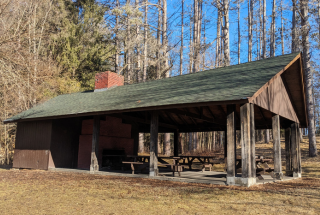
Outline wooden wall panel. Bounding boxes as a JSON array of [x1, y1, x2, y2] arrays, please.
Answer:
[[15, 121, 52, 150], [14, 121, 52, 169], [13, 149, 49, 170], [251, 76, 299, 123]]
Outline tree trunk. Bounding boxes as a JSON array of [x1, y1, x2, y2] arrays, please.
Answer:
[[262, 0, 266, 58], [265, 129, 270, 143], [143, 0, 148, 82], [292, 0, 298, 52], [270, 0, 276, 57], [139, 133, 144, 153], [115, 0, 120, 74], [301, 0, 317, 157], [280, 0, 284, 55], [157, 0, 162, 79], [188, 132, 193, 151], [136, 0, 141, 82], [193, 132, 198, 151], [192, 0, 198, 73], [180, 0, 184, 75], [216, 4, 221, 67], [237, 0, 241, 64], [163, 0, 169, 77], [179, 133, 184, 154], [248, 0, 253, 62], [163, 133, 171, 155], [126, 0, 131, 83], [189, 5, 193, 73], [222, 0, 230, 66]]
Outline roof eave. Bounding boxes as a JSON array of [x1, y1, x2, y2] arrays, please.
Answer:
[[3, 98, 250, 124]]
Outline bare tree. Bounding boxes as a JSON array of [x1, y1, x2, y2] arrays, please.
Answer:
[[180, 0, 184, 75], [222, 0, 230, 66], [115, 0, 120, 74], [237, 0, 241, 64], [262, 0, 267, 58], [215, 3, 222, 67], [280, 0, 284, 55], [270, 0, 276, 57], [143, 0, 148, 82], [300, 0, 317, 157], [248, 0, 253, 62], [163, 0, 169, 77], [292, 0, 299, 52], [157, 0, 162, 79]]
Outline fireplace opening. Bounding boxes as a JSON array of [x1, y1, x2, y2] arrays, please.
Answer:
[[102, 149, 126, 170]]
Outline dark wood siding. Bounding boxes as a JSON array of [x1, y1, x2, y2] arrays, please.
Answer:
[[13, 150, 49, 170], [50, 118, 81, 168], [251, 75, 299, 123], [15, 121, 52, 150], [13, 120, 52, 169]]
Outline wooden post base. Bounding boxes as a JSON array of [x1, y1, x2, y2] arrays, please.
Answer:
[[273, 172, 283, 180], [149, 169, 159, 177], [90, 164, 99, 174], [226, 177, 256, 187], [293, 172, 302, 178]]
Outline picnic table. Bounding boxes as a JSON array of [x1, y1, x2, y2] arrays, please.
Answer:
[[230, 156, 274, 179], [123, 155, 185, 176], [171, 156, 225, 170]]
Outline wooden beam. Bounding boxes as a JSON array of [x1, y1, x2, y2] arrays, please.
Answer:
[[285, 127, 292, 176], [90, 115, 100, 173], [205, 106, 216, 120], [291, 122, 301, 177], [166, 112, 180, 125], [272, 115, 283, 179], [165, 109, 220, 125], [110, 113, 178, 129], [240, 103, 256, 180], [131, 123, 139, 156], [227, 105, 236, 180], [176, 114, 188, 125], [174, 130, 179, 156], [249, 103, 256, 179], [218, 105, 227, 118], [149, 111, 159, 176], [159, 111, 176, 125]]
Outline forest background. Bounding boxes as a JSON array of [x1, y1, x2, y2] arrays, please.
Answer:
[[0, 0, 319, 164]]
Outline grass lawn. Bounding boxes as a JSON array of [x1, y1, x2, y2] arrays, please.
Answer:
[[0, 138, 319, 214]]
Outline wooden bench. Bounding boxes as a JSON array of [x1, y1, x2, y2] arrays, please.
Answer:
[[122, 161, 148, 174]]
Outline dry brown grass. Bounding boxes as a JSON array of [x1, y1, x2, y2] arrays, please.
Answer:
[[0, 138, 319, 214]]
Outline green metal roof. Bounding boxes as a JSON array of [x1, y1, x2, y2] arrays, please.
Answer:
[[5, 52, 300, 123]]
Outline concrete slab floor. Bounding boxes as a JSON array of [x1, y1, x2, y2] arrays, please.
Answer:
[[48, 168, 299, 186]]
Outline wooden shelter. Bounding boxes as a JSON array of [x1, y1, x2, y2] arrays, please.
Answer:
[[4, 52, 306, 187]]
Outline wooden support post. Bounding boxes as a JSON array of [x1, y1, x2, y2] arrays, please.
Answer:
[[131, 124, 139, 156], [149, 111, 159, 176], [174, 130, 179, 157], [285, 128, 292, 176], [272, 115, 283, 179], [239, 103, 256, 187], [226, 105, 237, 185], [90, 116, 100, 173], [291, 122, 301, 178]]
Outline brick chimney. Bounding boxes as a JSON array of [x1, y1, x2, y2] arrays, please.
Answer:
[[94, 71, 124, 92]]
